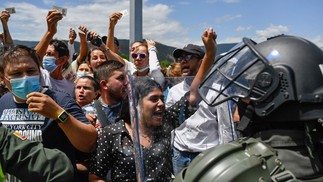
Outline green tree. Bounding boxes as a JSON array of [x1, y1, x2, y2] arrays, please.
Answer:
[[160, 60, 171, 68]]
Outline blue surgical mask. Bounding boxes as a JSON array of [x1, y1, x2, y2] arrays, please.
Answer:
[[42, 56, 57, 72], [9, 75, 40, 100]]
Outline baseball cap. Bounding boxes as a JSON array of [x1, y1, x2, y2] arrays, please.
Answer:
[[173, 44, 205, 59]]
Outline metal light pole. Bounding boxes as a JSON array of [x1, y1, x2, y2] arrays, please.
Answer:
[[130, 0, 143, 55], [129, 2, 145, 182]]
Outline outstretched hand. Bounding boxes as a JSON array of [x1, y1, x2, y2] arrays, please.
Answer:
[[46, 10, 63, 36], [0, 10, 10, 24], [78, 25, 89, 35], [69, 28, 77, 44], [109, 12, 122, 27], [78, 25, 89, 41], [202, 28, 217, 53], [146, 39, 156, 48], [189, 28, 217, 105]]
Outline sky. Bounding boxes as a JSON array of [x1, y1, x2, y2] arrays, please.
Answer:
[[1, 0, 323, 48]]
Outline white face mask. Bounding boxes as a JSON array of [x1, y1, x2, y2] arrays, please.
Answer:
[[76, 72, 93, 78], [136, 65, 149, 73]]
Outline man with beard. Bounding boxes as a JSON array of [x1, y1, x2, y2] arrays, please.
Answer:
[[93, 60, 127, 127]]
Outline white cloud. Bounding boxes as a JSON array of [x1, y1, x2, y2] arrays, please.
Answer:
[[42, 0, 53, 5], [252, 24, 288, 42], [2, 1, 320, 50], [219, 24, 289, 44], [219, 36, 242, 44], [311, 35, 323, 48], [236, 26, 252, 32], [216, 14, 241, 23], [0, 1, 190, 47]]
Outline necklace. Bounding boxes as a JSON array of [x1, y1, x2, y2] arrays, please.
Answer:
[[125, 123, 152, 144]]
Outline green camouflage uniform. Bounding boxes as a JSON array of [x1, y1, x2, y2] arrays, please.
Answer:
[[0, 126, 74, 182]]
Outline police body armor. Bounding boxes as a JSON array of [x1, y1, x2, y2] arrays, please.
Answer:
[[175, 35, 323, 181], [174, 137, 300, 182]]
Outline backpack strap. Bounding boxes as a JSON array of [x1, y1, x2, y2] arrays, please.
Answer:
[[94, 99, 109, 127]]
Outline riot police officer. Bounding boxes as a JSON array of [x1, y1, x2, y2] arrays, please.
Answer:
[[175, 35, 323, 181]]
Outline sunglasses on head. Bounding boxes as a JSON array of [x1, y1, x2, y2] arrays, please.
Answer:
[[175, 54, 199, 63], [131, 53, 146, 59]]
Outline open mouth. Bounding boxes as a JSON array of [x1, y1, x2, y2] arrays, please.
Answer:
[[77, 94, 85, 100], [181, 65, 190, 74], [153, 110, 164, 118]]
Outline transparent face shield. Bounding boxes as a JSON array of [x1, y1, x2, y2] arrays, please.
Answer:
[[126, 74, 190, 181], [199, 38, 277, 106]]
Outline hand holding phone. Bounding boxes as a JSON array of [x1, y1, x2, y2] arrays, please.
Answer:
[[86, 33, 102, 47]]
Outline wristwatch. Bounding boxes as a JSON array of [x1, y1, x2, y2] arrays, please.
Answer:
[[57, 110, 69, 123]]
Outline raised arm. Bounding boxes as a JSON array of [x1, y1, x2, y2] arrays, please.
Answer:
[[107, 12, 122, 53], [34, 10, 63, 65], [189, 28, 217, 105], [0, 10, 14, 46], [67, 28, 77, 64], [87, 31, 124, 63], [146, 39, 161, 70], [76, 25, 89, 64]]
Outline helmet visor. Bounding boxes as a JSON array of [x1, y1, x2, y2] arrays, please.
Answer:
[[199, 39, 272, 106]]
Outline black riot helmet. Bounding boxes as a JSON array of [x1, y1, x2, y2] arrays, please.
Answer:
[[199, 35, 323, 120]]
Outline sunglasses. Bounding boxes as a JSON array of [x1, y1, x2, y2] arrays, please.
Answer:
[[131, 53, 146, 59], [175, 54, 199, 63]]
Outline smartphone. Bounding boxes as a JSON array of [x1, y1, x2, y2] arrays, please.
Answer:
[[86, 33, 102, 47]]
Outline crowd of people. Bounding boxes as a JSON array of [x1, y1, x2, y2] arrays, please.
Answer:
[[0, 8, 218, 182], [1, 7, 323, 182]]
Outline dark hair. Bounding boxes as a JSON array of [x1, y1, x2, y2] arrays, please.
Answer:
[[134, 76, 162, 103], [1, 45, 40, 74], [49, 39, 69, 57], [76, 76, 100, 91], [77, 61, 93, 73], [93, 60, 124, 83], [101, 36, 119, 47], [129, 40, 147, 52], [117, 77, 162, 125], [86, 48, 108, 66], [130, 40, 146, 47], [101, 36, 107, 45]]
